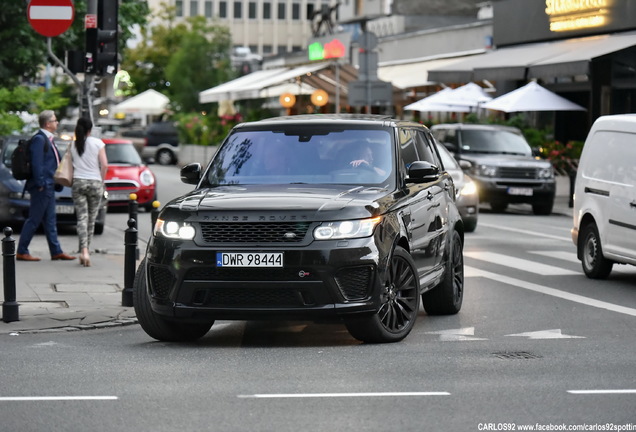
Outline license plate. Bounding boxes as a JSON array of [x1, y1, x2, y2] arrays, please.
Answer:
[[108, 192, 132, 201], [216, 252, 283, 268], [56, 205, 75, 214], [507, 187, 533, 196]]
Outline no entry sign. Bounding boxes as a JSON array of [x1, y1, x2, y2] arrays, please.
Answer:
[[27, 0, 75, 37]]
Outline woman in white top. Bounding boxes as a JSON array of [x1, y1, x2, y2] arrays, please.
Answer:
[[71, 117, 108, 267]]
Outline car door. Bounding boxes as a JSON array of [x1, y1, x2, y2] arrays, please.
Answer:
[[399, 128, 444, 285], [603, 131, 636, 258]]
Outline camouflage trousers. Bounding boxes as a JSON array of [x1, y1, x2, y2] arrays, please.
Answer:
[[71, 178, 104, 250]]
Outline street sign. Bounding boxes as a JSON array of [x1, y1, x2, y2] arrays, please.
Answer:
[[27, 0, 75, 38]]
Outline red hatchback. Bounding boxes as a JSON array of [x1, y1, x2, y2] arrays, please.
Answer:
[[103, 138, 157, 210]]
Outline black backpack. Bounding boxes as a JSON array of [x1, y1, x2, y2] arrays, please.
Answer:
[[11, 132, 47, 181]]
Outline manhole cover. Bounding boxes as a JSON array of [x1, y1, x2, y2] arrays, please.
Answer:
[[493, 351, 542, 360]]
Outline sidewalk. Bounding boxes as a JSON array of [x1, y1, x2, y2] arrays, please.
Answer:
[[0, 176, 574, 335]]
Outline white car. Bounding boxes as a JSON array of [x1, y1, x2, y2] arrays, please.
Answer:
[[572, 114, 636, 278]]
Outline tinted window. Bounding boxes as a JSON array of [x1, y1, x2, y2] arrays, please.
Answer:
[[205, 128, 394, 186], [460, 129, 531, 155]]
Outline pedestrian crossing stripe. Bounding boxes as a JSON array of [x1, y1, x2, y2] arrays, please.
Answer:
[[464, 251, 579, 275], [464, 265, 636, 317]]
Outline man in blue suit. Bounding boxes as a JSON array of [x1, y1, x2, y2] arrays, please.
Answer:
[[16, 110, 76, 262]]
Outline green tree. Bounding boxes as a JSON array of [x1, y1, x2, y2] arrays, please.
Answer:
[[0, 0, 148, 88], [122, 3, 234, 109], [165, 16, 233, 112]]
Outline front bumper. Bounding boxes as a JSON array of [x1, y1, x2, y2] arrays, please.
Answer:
[[144, 236, 388, 322], [473, 177, 556, 204]]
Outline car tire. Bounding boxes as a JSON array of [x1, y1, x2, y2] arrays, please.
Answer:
[[532, 200, 554, 215], [422, 230, 464, 315], [156, 148, 175, 165], [579, 222, 613, 279], [463, 218, 477, 233], [133, 258, 214, 341], [344, 246, 420, 343]]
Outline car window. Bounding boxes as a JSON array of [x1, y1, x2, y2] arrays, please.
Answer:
[[204, 128, 394, 187], [460, 129, 531, 155], [435, 142, 460, 170], [397, 128, 420, 173], [412, 129, 440, 167], [106, 143, 143, 165]]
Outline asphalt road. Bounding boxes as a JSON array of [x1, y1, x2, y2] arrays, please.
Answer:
[[1, 166, 635, 431]]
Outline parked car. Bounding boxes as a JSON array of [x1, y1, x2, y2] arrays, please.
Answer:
[[133, 114, 466, 343], [572, 114, 636, 279], [0, 135, 106, 234], [102, 138, 157, 211], [431, 123, 555, 215], [436, 141, 479, 232], [121, 121, 179, 166]]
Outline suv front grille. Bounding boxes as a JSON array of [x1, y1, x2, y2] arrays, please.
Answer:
[[185, 267, 309, 281], [199, 222, 311, 243], [498, 167, 538, 179]]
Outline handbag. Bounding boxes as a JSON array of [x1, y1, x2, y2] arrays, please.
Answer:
[[54, 144, 74, 187]]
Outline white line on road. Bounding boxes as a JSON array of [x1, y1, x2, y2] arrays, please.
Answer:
[[237, 392, 450, 398], [465, 251, 579, 275], [568, 390, 636, 394], [478, 222, 571, 242], [0, 396, 118, 401], [465, 266, 636, 317]]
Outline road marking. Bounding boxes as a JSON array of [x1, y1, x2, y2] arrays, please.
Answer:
[[237, 392, 450, 398], [465, 252, 579, 275], [425, 327, 488, 341], [531, 251, 635, 274], [465, 266, 636, 317], [0, 396, 118, 401], [506, 329, 585, 339], [568, 390, 636, 395], [478, 222, 570, 242]]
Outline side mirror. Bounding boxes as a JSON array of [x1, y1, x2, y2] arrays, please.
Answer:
[[180, 163, 202, 185], [458, 159, 472, 171], [408, 161, 440, 183]]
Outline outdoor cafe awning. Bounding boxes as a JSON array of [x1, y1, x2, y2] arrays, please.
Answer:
[[427, 31, 636, 83], [199, 62, 342, 104]]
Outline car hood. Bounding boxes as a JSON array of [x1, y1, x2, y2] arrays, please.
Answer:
[[460, 154, 551, 167], [107, 165, 146, 180], [165, 184, 395, 221]]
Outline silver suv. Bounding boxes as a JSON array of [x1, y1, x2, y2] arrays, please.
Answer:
[[431, 124, 555, 215]]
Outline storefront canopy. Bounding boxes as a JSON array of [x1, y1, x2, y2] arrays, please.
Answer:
[[377, 50, 484, 89], [428, 31, 636, 83], [199, 62, 341, 104]]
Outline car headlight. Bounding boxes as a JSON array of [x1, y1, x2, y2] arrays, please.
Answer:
[[139, 169, 155, 186], [538, 166, 554, 179], [154, 218, 195, 240], [460, 179, 478, 197], [474, 164, 497, 177], [313, 217, 382, 240]]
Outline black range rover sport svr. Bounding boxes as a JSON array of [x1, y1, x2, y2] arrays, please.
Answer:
[[134, 115, 465, 343]]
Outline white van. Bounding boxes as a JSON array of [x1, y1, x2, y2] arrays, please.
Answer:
[[572, 114, 636, 278]]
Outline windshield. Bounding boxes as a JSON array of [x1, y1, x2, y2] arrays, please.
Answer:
[[204, 128, 394, 187], [461, 129, 531, 155], [106, 143, 143, 165]]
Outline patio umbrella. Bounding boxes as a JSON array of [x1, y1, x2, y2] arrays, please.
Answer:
[[404, 83, 491, 112], [482, 81, 586, 112]]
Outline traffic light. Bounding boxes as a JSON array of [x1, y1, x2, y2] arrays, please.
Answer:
[[85, 0, 118, 75]]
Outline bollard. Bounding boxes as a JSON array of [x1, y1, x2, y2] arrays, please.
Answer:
[[150, 200, 161, 228], [128, 193, 138, 223], [122, 218, 138, 307], [2, 227, 19, 323]]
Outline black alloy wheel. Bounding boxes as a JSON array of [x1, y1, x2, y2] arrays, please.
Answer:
[[133, 259, 214, 342], [422, 230, 464, 315], [345, 246, 420, 343]]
